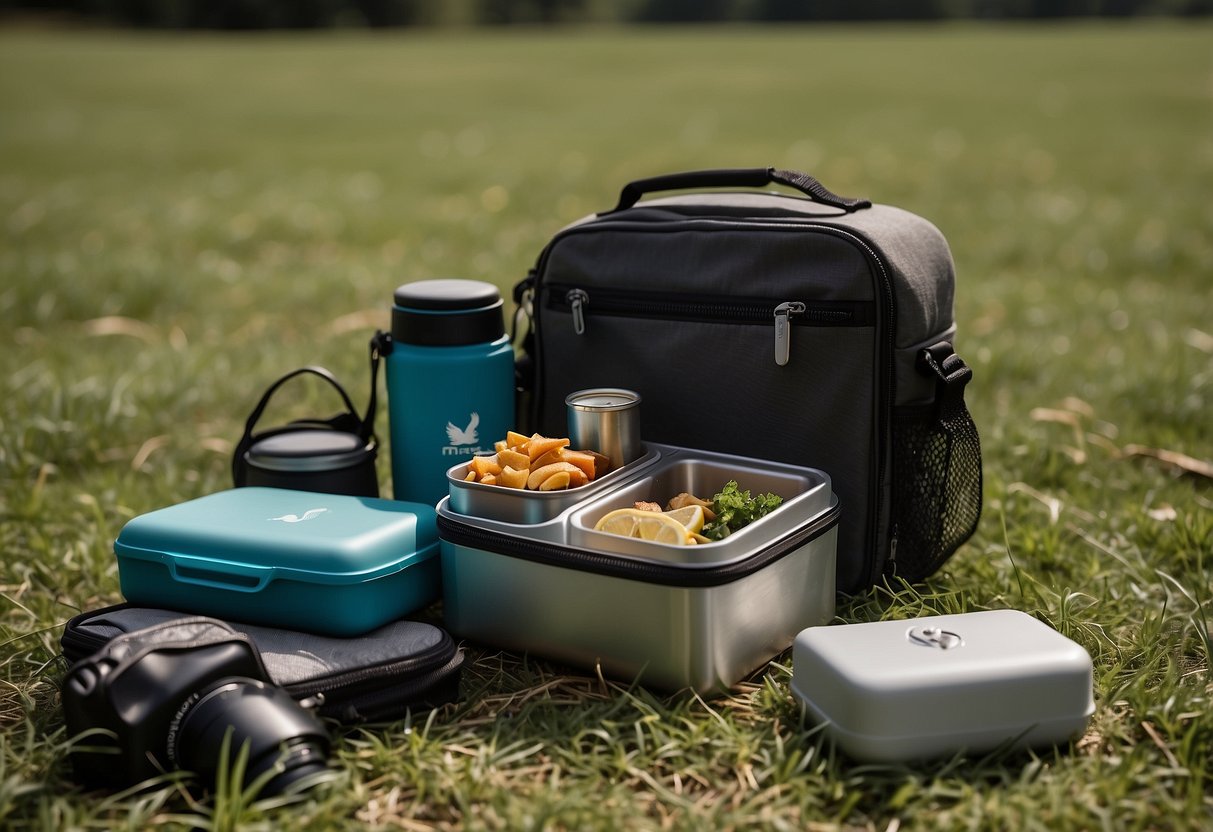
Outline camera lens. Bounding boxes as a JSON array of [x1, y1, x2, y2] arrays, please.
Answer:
[[170, 677, 330, 797]]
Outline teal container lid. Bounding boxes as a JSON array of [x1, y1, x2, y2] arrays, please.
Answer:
[[115, 488, 437, 587]]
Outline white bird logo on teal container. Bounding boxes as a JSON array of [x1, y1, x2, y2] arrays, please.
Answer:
[[268, 508, 328, 523]]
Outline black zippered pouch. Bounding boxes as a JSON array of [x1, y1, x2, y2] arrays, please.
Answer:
[[516, 167, 982, 593], [61, 605, 463, 723]]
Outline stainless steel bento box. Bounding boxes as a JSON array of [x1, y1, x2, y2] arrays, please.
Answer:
[[436, 443, 838, 694]]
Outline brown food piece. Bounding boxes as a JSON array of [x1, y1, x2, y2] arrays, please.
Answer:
[[527, 434, 571, 461], [497, 447, 529, 471], [562, 449, 598, 482], [587, 450, 612, 478], [498, 466, 528, 489], [666, 492, 717, 522], [633, 501, 662, 513], [538, 471, 572, 491], [530, 448, 566, 470], [469, 455, 502, 478], [527, 461, 587, 490]]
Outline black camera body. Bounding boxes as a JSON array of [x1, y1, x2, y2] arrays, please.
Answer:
[[62, 617, 329, 795]]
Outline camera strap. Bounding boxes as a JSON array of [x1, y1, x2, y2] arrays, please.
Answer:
[[65, 616, 271, 689]]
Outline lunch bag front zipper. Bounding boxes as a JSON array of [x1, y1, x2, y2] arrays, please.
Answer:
[[546, 284, 874, 368]]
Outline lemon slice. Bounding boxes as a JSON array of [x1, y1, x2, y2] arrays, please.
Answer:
[[594, 508, 692, 546], [594, 508, 642, 538], [635, 514, 691, 545], [662, 505, 704, 535]]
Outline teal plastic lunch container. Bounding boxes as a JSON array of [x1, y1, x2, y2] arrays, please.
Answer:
[[114, 488, 440, 636]]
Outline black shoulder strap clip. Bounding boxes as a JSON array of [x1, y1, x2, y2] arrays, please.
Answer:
[[917, 340, 972, 411]]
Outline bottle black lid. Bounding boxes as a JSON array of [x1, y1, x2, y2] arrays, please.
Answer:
[[392, 279, 505, 347]]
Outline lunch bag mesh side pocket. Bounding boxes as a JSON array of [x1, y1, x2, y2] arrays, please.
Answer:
[[889, 346, 982, 582]]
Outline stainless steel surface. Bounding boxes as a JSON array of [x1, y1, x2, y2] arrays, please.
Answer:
[[565, 388, 643, 471], [567, 448, 833, 567], [440, 525, 836, 694], [437, 442, 838, 694], [435, 495, 568, 544], [446, 444, 660, 525]]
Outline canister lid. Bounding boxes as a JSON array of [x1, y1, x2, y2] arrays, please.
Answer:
[[392, 279, 505, 347], [246, 430, 375, 473], [566, 388, 641, 412]]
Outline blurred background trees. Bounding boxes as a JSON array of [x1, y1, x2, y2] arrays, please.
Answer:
[[1, 0, 1209, 29]]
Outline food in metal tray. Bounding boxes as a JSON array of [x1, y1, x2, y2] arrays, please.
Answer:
[[462, 430, 610, 491], [697, 480, 784, 541], [597, 480, 784, 546], [665, 492, 717, 521], [594, 506, 706, 546]]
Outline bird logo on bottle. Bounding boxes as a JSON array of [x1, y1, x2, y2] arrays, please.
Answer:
[[443, 412, 487, 456], [445, 412, 479, 445]]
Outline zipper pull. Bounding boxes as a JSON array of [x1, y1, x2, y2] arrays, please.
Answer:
[[297, 691, 326, 711], [773, 301, 806, 366], [567, 288, 589, 336]]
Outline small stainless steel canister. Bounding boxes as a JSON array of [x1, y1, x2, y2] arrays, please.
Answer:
[[565, 388, 642, 471]]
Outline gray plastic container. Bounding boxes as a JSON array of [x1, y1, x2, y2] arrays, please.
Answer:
[[436, 443, 838, 694], [790, 610, 1095, 761]]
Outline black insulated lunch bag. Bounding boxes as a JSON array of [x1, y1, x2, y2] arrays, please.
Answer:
[[515, 168, 982, 593]]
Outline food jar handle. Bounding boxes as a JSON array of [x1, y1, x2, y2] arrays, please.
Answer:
[[231, 366, 364, 487]]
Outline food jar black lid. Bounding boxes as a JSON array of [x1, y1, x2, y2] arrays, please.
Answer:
[[392, 279, 505, 347], [246, 430, 376, 474]]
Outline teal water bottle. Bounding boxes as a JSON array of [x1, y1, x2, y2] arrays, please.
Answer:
[[386, 279, 515, 505]]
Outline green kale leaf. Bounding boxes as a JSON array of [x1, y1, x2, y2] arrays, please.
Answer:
[[700, 480, 784, 541]]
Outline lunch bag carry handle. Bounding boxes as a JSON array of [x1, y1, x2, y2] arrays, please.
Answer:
[[612, 167, 872, 213]]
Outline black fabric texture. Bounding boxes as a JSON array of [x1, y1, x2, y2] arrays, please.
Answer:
[[526, 180, 980, 591], [532, 221, 881, 590], [60, 606, 461, 722], [888, 347, 983, 582]]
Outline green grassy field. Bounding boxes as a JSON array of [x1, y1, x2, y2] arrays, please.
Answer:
[[1, 21, 1210, 831]]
